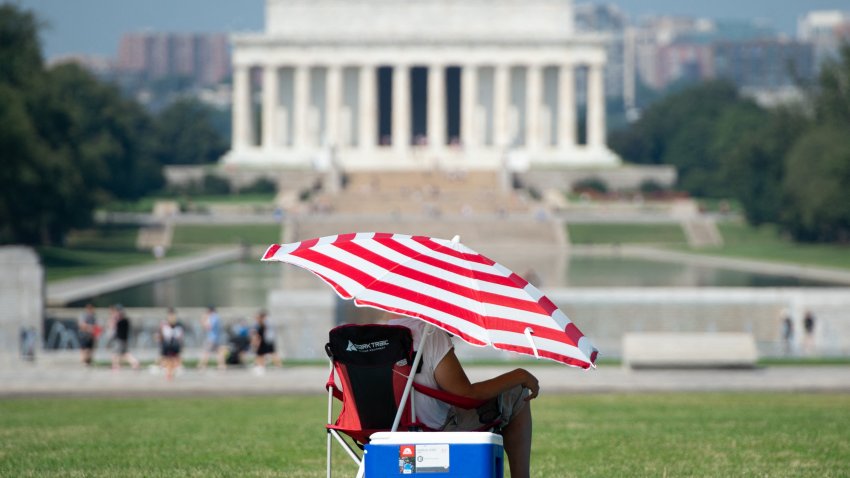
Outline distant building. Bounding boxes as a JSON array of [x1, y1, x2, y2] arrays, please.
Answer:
[[223, 0, 621, 170], [620, 14, 816, 107], [629, 16, 716, 91], [798, 10, 850, 69], [575, 3, 627, 102], [712, 39, 815, 90], [115, 32, 231, 86]]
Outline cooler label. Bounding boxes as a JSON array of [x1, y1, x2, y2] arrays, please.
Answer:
[[398, 444, 450, 474], [399, 445, 415, 474], [416, 444, 450, 473]]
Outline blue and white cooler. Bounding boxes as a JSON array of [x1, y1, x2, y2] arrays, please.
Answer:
[[364, 431, 504, 477]]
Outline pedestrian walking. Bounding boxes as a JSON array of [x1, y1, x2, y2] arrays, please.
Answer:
[[78, 303, 100, 366], [159, 308, 185, 380], [198, 306, 226, 370], [250, 310, 282, 374], [780, 308, 794, 356], [110, 305, 139, 371], [803, 310, 816, 355]]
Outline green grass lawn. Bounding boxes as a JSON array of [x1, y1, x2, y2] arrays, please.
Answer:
[[1, 393, 847, 477], [40, 223, 282, 282], [568, 221, 850, 272], [690, 223, 850, 271], [567, 223, 687, 245], [39, 226, 193, 282]]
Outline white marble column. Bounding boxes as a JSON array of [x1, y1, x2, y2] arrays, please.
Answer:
[[461, 65, 477, 148], [359, 65, 376, 149], [587, 62, 605, 148], [558, 63, 576, 149], [427, 64, 445, 149], [232, 65, 252, 149], [494, 64, 510, 148], [262, 65, 279, 150], [526, 64, 542, 150], [393, 64, 410, 152], [293, 64, 310, 149], [325, 64, 342, 147]]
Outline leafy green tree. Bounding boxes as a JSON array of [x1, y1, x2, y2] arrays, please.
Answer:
[[813, 44, 850, 127], [0, 5, 163, 244], [0, 5, 43, 88], [782, 126, 850, 242], [155, 98, 228, 165], [42, 63, 163, 201], [712, 105, 803, 225], [609, 80, 752, 198], [779, 45, 850, 242]]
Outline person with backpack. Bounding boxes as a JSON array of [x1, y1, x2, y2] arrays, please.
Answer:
[[158, 308, 185, 380], [110, 305, 139, 371], [250, 310, 282, 374]]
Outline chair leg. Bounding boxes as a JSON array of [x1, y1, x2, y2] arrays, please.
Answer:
[[327, 430, 332, 478]]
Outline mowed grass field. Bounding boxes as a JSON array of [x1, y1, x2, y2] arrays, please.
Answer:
[[1, 393, 848, 477]]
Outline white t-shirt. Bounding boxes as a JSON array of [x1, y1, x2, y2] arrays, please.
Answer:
[[388, 317, 454, 429]]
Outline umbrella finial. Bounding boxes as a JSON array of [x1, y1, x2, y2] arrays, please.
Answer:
[[451, 235, 460, 244]]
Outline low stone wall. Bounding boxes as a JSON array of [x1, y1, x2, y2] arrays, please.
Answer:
[[549, 288, 850, 359], [163, 165, 322, 192], [622, 332, 758, 369], [43, 287, 850, 363], [520, 164, 677, 192], [0, 247, 43, 367]]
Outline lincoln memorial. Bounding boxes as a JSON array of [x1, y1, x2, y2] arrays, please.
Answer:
[[222, 0, 621, 171]]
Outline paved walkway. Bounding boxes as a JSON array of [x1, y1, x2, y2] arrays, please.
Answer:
[[2, 364, 848, 398]]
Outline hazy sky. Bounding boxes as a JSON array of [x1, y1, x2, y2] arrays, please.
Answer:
[[10, 0, 850, 59]]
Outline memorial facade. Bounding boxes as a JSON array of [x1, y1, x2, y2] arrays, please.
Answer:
[[223, 0, 620, 170]]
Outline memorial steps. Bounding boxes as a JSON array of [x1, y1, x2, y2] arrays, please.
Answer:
[[287, 169, 565, 254]]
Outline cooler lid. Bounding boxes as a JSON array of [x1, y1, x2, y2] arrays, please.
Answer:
[[369, 431, 503, 446]]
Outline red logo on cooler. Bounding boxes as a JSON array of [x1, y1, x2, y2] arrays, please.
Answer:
[[399, 445, 415, 458]]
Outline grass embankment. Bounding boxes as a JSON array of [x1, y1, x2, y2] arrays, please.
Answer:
[[39, 226, 192, 282], [696, 223, 850, 271], [568, 221, 850, 272], [41, 223, 281, 282], [1, 394, 847, 477], [568, 223, 687, 245]]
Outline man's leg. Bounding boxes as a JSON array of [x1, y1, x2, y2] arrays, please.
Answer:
[[198, 348, 209, 369], [501, 401, 532, 478]]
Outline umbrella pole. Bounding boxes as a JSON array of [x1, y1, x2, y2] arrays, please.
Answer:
[[391, 324, 433, 432]]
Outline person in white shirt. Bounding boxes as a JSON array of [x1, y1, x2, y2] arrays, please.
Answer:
[[388, 316, 538, 478]]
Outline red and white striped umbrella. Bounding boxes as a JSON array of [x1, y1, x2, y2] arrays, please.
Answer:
[[262, 232, 598, 369]]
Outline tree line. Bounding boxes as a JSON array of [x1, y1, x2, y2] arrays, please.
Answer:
[[0, 5, 226, 245], [610, 45, 850, 243]]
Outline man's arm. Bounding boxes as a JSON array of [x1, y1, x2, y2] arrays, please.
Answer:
[[433, 348, 539, 402]]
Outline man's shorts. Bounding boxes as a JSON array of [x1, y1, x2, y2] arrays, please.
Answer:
[[440, 385, 528, 432], [112, 339, 129, 355]]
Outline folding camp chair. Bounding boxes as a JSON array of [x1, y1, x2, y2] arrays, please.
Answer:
[[324, 323, 499, 478]]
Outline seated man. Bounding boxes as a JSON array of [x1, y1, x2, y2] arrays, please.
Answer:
[[388, 316, 539, 478]]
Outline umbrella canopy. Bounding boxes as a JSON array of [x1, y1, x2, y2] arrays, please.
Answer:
[[262, 232, 598, 369]]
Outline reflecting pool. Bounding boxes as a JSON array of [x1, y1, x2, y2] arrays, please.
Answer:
[[76, 254, 839, 308]]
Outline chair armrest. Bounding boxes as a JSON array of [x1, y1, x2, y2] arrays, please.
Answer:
[[412, 382, 488, 410], [326, 369, 344, 401]]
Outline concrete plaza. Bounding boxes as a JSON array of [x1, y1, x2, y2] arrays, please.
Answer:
[[2, 363, 848, 398]]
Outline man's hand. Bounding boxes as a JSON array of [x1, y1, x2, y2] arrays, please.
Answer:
[[518, 369, 539, 401]]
